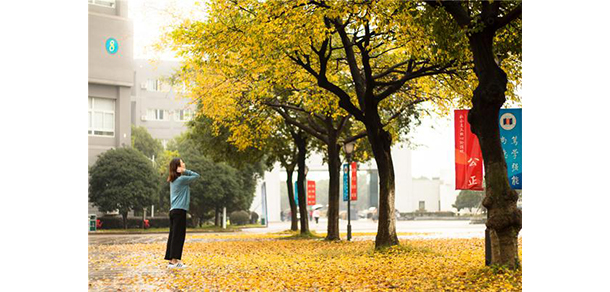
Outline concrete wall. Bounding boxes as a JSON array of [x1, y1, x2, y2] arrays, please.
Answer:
[[252, 163, 282, 222], [411, 178, 441, 212], [88, 7, 133, 86], [88, 0, 133, 167], [392, 144, 413, 213], [131, 59, 194, 145], [88, 0, 133, 216]]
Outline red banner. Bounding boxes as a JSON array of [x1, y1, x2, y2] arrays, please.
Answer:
[[455, 110, 484, 190], [307, 180, 316, 206], [351, 162, 357, 200]]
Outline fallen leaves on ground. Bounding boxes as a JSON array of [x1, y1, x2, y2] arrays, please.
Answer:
[[89, 233, 521, 291]]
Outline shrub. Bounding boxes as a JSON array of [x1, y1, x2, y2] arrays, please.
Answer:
[[230, 210, 250, 225], [96, 215, 195, 229], [250, 211, 259, 224]]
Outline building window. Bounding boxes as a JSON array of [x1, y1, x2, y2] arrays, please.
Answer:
[[175, 109, 193, 121], [146, 79, 159, 91], [89, 0, 115, 8], [418, 201, 426, 211], [88, 97, 115, 136], [145, 79, 172, 92], [146, 109, 170, 121]]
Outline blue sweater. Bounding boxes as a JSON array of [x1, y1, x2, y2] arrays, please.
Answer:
[[170, 169, 200, 211]]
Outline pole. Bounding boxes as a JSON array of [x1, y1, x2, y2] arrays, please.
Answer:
[[151, 205, 154, 218], [223, 207, 227, 229], [262, 182, 268, 227], [347, 157, 352, 241]]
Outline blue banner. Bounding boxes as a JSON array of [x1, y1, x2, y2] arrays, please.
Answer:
[[294, 181, 298, 205], [499, 108, 522, 189], [343, 164, 349, 201]]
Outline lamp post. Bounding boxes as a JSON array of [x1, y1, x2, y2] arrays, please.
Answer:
[[343, 141, 355, 241]]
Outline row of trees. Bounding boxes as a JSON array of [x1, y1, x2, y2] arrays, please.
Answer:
[[159, 0, 521, 268], [88, 125, 263, 229]]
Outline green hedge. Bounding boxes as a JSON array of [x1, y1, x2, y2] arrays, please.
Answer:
[[97, 216, 196, 229], [400, 211, 456, 217], [230, 211, 250, 225]]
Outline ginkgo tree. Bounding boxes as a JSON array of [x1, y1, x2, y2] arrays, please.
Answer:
[[182, 0, 466, 249], [423, 0, 522, 268], [161, 2, 433, 241]]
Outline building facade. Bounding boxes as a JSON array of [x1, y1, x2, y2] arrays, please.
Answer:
[[131, 59, 194, 148], [88, 0, 134, 216], [256, 142, 415, 222]]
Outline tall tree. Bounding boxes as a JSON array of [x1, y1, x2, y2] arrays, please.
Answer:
[[266, 122, 301, 231], [89, 147, 159, 228], [161, 0, 435, 244], [252, 0, 457, 248], [425, 0, 522, 268], [453, 190, 484, 213]]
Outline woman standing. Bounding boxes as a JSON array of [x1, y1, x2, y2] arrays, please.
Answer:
[[164, 158, 200, 268]]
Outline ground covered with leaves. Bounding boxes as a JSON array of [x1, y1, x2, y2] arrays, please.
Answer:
[[89, 233, 521, 291]]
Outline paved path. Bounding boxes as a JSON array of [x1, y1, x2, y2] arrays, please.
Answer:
[[89, 219, 488, 246]]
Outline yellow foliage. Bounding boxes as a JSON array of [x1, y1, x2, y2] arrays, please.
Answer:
[[89, 234, 521, 291]]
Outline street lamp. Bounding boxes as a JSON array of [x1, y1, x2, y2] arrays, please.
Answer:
[[343, 141, 355, 241]]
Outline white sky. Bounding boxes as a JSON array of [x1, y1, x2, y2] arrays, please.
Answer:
[[128, 1, 516, 180]]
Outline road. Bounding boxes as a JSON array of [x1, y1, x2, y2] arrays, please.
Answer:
[[89, 219, 488, 245]]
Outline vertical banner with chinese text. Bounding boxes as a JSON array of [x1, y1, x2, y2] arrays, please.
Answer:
[[455, 110, 484, 190], [343, 164, 349, 201], [499, 108, 522, 189], [294, 181, 298, 205], [351, 162, 358, 200], [307, 181, 316, 205]]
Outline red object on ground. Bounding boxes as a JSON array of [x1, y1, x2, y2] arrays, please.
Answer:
[[143, 219, 150, 229], [96, 219, 103, 228]]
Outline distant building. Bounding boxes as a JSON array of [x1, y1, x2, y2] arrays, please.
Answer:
[[412, 177, 442, 212], [88, 0, 134, 216], [131, 59, 195, 149], [255, 142, 415, 222]]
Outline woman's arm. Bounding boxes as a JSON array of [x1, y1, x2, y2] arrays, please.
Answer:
[[180, 169, 200, 184]]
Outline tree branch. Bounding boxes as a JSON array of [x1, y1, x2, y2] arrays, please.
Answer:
[[426, 1, 471, 27], [494, 3, 522, 30], [270, 106, 329, 144]]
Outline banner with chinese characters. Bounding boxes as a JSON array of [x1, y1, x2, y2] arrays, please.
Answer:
[[351, 162, 358, 200], [294, 181, 298, 205], [343, 164, 349, 201], [307, 181, 316, 206], [499, 108, 522, 189], [455, 110, 484, 190]]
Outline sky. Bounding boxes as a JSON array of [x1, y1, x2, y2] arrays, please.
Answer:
[[128, 0, 511, 180]]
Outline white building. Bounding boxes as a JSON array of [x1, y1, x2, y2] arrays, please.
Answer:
[[251, 142, 416, 222]]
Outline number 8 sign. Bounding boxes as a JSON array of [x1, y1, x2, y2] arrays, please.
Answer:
[[105, 38, 119, 54]]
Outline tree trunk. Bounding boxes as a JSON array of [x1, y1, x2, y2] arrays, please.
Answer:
[[293, 132, 310, 234], [366, 115, 399, 249], [325, 137, 341, 240], [214, 206, 220, 227], [468, 30, 522, 269], [286, 167, 299, 231], [122, 212, 128, 229]]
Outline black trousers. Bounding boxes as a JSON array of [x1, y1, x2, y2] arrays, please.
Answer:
[[164, 209, 187, 260]]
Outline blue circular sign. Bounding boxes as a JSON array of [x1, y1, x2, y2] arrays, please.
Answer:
[[105, 38, 119, 54]]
